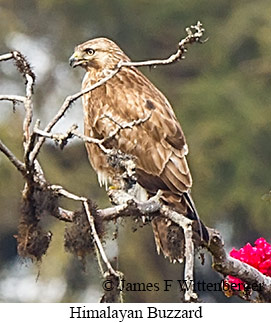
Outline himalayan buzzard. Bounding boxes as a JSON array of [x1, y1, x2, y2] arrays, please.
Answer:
[[69, 38, 208, 262]]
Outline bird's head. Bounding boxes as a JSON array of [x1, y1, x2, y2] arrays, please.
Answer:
[[69, 37, 129, 71]]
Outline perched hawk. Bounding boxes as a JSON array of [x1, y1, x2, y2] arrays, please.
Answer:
[[70, 38, 208, 262]]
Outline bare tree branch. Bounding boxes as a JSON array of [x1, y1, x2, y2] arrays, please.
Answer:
[[0, 139, 26, 174], [121, 21, 206, 69], [0, 53, 13, 62], [208, 229, 271, 302], [0, 95, 26, 104], [33, 111, 152, 154], [84, 200, 120, 277], [160, 206, 198, 301], [23, 74, 34, 152], [57, 207, 75, 222]]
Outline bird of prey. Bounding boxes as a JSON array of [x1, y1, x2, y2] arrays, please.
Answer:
[[69, 38, 208, 262]]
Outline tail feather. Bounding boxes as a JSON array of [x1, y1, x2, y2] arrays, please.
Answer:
[[183, 192, 209, 243], [152, 216, 185, 262]]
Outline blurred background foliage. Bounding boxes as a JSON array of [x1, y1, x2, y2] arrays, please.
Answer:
[[0, 0, 270, 302]]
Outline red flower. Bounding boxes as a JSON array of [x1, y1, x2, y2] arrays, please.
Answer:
[[259, 259, 271, 276], [224, 238, 271, 295]]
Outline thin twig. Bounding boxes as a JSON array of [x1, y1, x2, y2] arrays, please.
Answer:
[[0, 53, 13, 62], [33, 126, 110, 154], [120, 21, 205, 69], [34, 124, 78, 148], [83, 200, 119, 277], [160, 206, 197, 301], [0, 140, 26, 174], [34, 111, 152, 155], [71, 130, 111, 154], [49, 185, 88, 202], [101, 111, 152, 134], [0, 95, 26, 104]]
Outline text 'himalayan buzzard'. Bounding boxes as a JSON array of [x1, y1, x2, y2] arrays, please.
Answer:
[[69, 37, 208, 262]]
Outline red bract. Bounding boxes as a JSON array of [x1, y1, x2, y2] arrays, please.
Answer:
[[259, 259, 271, 276], [225, 238, 271, 293], [226, 276, 245, 291]]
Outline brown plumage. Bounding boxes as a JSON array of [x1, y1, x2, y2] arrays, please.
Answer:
[[70, 37, 208, 262]]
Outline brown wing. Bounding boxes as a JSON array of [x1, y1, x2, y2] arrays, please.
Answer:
[[83, 66, 192, 208]]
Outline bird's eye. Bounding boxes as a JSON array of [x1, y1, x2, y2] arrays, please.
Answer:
[[85, 48, 95, 55]]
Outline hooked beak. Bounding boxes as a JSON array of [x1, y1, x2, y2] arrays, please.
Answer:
[[69, 51, 84, 68]]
